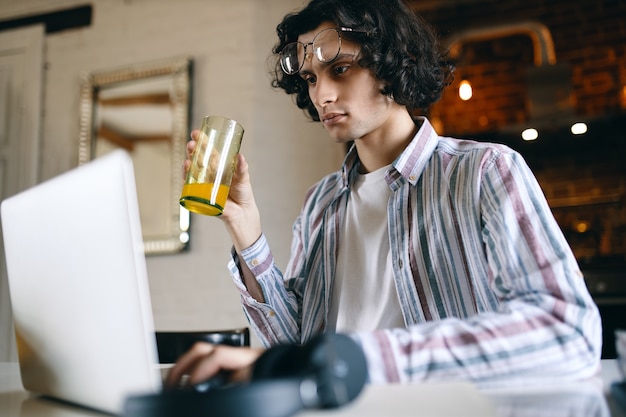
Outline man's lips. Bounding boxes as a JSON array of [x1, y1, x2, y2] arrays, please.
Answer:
[[321, 112, 345, 125]]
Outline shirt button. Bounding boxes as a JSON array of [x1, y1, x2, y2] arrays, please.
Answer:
[[268, 310, 275, 317], [251, 259, 259, 267], [398, 259, 404, 268], [409, 175, 417, 182]]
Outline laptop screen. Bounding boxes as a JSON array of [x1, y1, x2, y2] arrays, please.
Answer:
[[1, 150, 162, 414]]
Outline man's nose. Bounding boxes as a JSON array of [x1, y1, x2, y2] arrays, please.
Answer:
[[311, 76, 337, 108]]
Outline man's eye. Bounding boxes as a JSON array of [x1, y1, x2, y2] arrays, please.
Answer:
[[303, 75, 316, 85], [333, 65, 349, 76]]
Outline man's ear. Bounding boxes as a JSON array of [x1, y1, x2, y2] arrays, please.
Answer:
[[379, 82, 393, 100]]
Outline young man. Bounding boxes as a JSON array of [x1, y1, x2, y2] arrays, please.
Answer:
[[167, 0, 601, 388]]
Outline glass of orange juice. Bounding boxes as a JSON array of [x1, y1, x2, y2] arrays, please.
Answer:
[[179, 116, 244, 216]]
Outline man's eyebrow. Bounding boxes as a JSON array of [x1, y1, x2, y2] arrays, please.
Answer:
[[298, 51, 360, 76], [335, 52, 359, 60]]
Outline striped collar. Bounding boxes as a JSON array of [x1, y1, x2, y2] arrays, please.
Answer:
[[340, 117, 440, 189]]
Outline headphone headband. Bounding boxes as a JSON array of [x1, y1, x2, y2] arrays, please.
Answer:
[[123, 333, 368, 417]]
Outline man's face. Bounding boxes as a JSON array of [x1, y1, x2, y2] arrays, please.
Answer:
[[297, 22, 397, 144]]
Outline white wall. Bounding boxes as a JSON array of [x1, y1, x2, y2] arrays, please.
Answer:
[[0, 0, 344, 346]]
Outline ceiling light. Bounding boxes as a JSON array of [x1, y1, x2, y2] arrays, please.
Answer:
[[522, 128, 539, 141], [571, 122, 587, 135]]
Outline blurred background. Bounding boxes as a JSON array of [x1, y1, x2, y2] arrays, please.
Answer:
[[0, 0, 624, 360]]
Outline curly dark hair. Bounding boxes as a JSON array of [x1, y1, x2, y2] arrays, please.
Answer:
[[270, 0, 455, 121]]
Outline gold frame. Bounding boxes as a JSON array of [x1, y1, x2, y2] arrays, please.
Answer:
[[78, 56, 192, 255]]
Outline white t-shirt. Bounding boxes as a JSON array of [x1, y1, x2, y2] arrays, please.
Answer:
[[328, 165, 405, 333]]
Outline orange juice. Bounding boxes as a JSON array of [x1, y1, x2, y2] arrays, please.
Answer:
[[180, 183, 230, 216]]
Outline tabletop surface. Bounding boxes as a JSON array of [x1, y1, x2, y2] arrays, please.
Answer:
[[0, 360, 624, 417]]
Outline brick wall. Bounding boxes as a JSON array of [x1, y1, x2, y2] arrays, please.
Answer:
[[411, 0, 626, 133], [409, 0, 626, 263]]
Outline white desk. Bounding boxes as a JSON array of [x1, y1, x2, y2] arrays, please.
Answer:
[[0, 361, 623, 417]]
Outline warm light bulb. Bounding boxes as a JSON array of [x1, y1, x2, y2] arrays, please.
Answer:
[[459, 80, 473, 101], [575, 221, 590, 233], [521, 128, 539, 141]]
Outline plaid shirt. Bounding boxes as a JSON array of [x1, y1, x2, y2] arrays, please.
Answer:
[[228, 117, 602, 385]]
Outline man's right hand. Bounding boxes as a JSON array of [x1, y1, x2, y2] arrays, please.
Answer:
[[182, 130, 265, 302]]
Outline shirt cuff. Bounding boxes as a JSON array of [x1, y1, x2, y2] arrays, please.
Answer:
[[227, 233, 274, 292], [238, 233, 273, 275]]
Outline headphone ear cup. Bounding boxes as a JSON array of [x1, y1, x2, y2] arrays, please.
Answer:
[[252, 333, 368, 409], [251, 343, 305, 380], [303, 333, 368, 408]]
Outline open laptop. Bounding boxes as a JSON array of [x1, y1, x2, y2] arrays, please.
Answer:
[[1, 149, 162, 414]]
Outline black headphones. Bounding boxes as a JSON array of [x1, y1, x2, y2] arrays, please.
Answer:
[[123, 333, 368, 417]]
